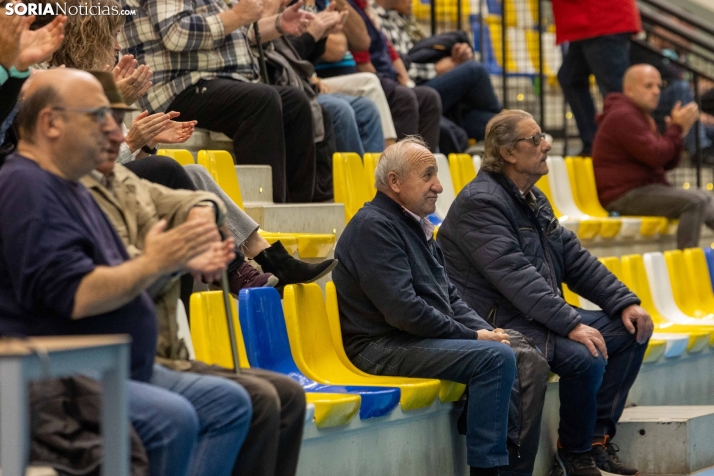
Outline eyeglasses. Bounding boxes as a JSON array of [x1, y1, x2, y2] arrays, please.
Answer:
[[515, 132, 548, 146], [52, 106, 113, 123]]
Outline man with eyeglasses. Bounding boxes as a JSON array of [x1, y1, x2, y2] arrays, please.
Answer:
[[0, 68, 254, 476], [438, 110, 654, 476]]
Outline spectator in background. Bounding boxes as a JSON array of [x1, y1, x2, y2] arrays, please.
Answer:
[[120, 0, 321, 203], [592, 64, 706, 249], [439, 110, 653, 476], [0, 68, 252, 476], [374, 0, 502, 143], [0, 2, 66, 155], [553, 0, 641, 156], [316, 0, 442, 151]]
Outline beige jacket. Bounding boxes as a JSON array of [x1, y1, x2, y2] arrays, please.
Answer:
[[81, 163, 226, 370]]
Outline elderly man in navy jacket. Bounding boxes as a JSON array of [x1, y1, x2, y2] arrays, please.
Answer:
[[438, 110, 654, 476], [333, 137, 549, 476]]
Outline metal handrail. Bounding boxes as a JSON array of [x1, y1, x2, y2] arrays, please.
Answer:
[[630, 37, 714, 84], [638, 0, 714, 40], [639, 5, 714, 62]]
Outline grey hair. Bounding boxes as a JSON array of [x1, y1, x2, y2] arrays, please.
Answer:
[[481, 110, 534, 173], [374, 136, 429, 192]]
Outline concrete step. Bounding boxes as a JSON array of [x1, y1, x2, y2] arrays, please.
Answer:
[[615, 406, 714, 476], [235, 165, 273, 204], [244, 203, 346, 240]]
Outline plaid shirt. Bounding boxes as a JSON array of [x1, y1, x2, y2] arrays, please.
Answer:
[[372, 3, 437, 84], [120, 0, 260, 113]]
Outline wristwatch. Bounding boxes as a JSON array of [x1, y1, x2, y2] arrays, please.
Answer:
[[141, 144, 158, 154]]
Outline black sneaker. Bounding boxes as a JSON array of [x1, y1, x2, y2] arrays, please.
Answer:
[[554, 449, 601, 476], [591, 441, 639, 475]]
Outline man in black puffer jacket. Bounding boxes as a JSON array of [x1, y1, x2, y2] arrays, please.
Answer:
[[438, 110, 654, 476]]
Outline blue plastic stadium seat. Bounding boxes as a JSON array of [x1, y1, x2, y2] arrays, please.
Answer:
[[238, 287, 401, 419], [705, 248, 714, 293]]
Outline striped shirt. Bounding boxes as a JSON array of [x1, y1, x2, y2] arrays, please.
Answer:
[[119, 0, 260, 113]]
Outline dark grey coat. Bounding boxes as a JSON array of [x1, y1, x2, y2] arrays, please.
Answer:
[[437, 170, 640, 360]]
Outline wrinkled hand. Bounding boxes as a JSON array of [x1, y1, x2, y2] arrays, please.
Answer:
[[113, 56, 152, 106], [186, 238, 236, 283], [143, 219, 221, 275], [667, 100, 699, 137], [450, 42, 472, 64], [279, 1, 315, 36], [568, 323, 608, 359], [621, 304, 654, 344], [125, 111, 173, 152], [476, 328, 511, 345], [150, 112, 197, 147], [435, 56, 456, 75], [0, 8, 25, 69], [14, 14, 67, 71], [312, 76, 329, 94], [233, 0, 265, 25], [306, 7, 342, 40]]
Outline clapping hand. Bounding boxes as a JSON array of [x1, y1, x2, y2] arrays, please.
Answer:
[[279, 1, 315, 36], [110, 55, 152, 106]]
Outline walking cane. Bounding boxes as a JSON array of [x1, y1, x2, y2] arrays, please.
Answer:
[[221, 269, 243, 375], [254, 22, 270, 84]]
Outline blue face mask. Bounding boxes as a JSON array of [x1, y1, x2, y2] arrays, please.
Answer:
[[662, 48, 679, 61]]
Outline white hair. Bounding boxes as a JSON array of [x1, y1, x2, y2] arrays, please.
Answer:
[[374, 136, 429, 192]]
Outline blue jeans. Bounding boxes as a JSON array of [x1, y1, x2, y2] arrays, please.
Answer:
[[425, 61, 503, 140], [351, 335, 517, 468], [550, 310, 647, 452], [317, 93, 385, 154], [128, 365, 252, 476], [557, 33, 631, 152]]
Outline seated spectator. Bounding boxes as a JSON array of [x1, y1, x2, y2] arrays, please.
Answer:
[[438, 110, 654, 476], [593, 64, 705, 249], [0, 68, 252, 476], [374, 0, 502, 142], [0, 2, 65, 156], [315, 0, 442, 150], [333, 137, 549, 476], [121, 0, 320, 203], [84, 71, 306, 476]]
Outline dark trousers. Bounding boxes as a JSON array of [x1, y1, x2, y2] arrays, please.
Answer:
[[425, 61, 503, 141], [548, 309, 647, 452], [168, 79, 316, 203], [185, 362, 306, 476], [557, 33, 631, 152], [125, 155, 198, 191], [351, 333, 519, 468], [379, 77, 442, 151]]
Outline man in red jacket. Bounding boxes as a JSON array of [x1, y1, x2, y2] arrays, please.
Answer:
[[592, 64, 704, 249], [553, 0, 641, 156]]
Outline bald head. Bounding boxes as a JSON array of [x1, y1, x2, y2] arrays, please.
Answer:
[[18, 69, 105, 141], [623, 64, 662, 113], [15, 68, 117, 181]]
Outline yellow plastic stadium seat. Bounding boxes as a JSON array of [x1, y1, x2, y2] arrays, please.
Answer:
[[198, 150, 335, 259], [567, 157, 666, 236], [157, 148, 195, 166], [485, 16, 518, 74], [534, 175, 601, 240], [665, 249, 714, 319], [324, 282, 466, 403], [333, 152, 372, 223], [643, 338, 667, 363], [525, 30, 557, 85], [257, 232, 299, 256], [602, 256, 712, 352], [190, 291, 360, 428], [283, 284, 442, 410], [363, 153, 380, 199], [561, 284, 580, 307], [684, 248, 714, 314], [448, 153, 477, 193], [197, 150, 244, 208]]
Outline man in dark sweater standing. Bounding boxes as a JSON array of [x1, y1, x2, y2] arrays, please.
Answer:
[[592, 64, 702, 249], [333, 137, 549, 476]]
